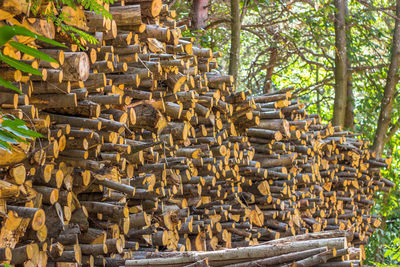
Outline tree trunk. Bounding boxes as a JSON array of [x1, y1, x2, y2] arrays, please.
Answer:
[[262, 46, 278, 94], [373, 0, 400, 156], [229, 0, 241, 89], [344, 76, 354, 129], [344, 1, 354, 129], [332, 0, 348, 127], [191, 0, 209, 30]]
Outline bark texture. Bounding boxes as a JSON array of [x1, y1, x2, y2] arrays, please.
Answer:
[[373, 0, 400, 156], [229, 0, 241, 88], [191, 0, 209, 30], [344, 1, 354, 129], [332, 0, 348, 127]]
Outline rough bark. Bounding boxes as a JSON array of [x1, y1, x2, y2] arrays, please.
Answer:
[[262, 31, 280, 94], [344, 76, 354, 129], [332, 0, 348, 127], [125, 237, 347, 266], [225, 248, 328, 267], [373, 0, 400, 156], [344, 1, 354, 129], [262, 47, 278, 94], [229, 0, 241, 88], [191, 0, 209, 30]]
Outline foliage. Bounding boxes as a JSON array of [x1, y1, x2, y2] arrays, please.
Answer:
[[365, 134, 400, 265], [0, 116, 42, 151], [0, 25, 65, 150], [0, 25, 65, 93], [30, 0, 114, 49], [0, 0, 113, 151], [48, 12, 99, 49]]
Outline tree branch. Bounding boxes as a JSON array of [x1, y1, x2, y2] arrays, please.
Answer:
[[385, 120, 400, 143]]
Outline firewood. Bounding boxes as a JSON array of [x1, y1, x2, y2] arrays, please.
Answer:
[[0, 1, 392, 266]]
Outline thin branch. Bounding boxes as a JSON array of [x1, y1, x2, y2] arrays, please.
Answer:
[[350, 64, 388, 72], [385, 119, 400, 142], [204, 19, 230, 30], [357, 0, 400, 21]]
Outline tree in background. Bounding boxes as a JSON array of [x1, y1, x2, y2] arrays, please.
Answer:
[[191, 0, 209, 30], [229, 0, 241, 88], [373, 0, 400, 157], [332, 0, 355, 129], [332, 0, 348, 127], [344, 0, 355, 129]]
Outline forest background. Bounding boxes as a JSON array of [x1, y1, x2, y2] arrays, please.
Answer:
[[168, 0, 400, 265]]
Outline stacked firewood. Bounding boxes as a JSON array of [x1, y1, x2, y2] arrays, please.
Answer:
[[0, 0, 393, 266], [125, 230, 363, 267], [239, 89, 394, 249]]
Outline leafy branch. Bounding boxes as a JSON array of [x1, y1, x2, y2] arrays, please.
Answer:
[[0, 25, 65, 151]]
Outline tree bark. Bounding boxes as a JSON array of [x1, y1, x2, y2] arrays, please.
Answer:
[[332, 0, 348, 127], [262, 30, 280, 94], [344, 75, 354, 129], [224, 247, 327, 267], [125, 237, 347, 266], [191, 0, 209, 30], [262, 46, 278, 94], [373, 0, 400, 156], [344, 1, 354, 129], [229, 0, 241, 88]]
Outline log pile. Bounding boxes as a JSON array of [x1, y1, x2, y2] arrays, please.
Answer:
[[0, 0, 394, 266], [242, 89, 394, 246], [125, 230, 363, 267]]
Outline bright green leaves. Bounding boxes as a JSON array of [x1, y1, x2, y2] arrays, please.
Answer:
[[0, 25, 60, 150], [0, 25, 66, 48], [0, 116, 43, 151], [9, 42, 58, 63], [0, 25, 65, 94], [0, 52, 42, 76], [0, 26, 17, 47], [77, 0, 112, 19], [2, 117, 42, 139], [0, 78, 21, 94]]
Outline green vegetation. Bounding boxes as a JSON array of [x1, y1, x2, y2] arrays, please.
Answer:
[[0, 0, 113, 150], [30, 0, 114, 49], [0, 25, 66, 150]]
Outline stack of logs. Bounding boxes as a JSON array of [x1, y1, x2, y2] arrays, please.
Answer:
[[125, 230, 363, 267], [0, 0, 394, 266]]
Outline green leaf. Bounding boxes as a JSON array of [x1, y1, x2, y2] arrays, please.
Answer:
[[15, 126, 43, 138], [9, 42, 58, 63], [2, 117, 29, 135], [0, 52, 42, 76], [0, 139, 12, 151], [0, 26, 17, 47], [1, 126, 31, 140], [385, 249, 394, 257], [3, 117, 27, 127], [1, 118, 43, 139], [0, 129, 26, 143], [10, 26, 67, 48], [0, 77, 22, 94], [0, 131, 20, 144]]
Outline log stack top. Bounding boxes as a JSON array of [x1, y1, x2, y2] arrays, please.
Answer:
[[0, 0, 393, 266]]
